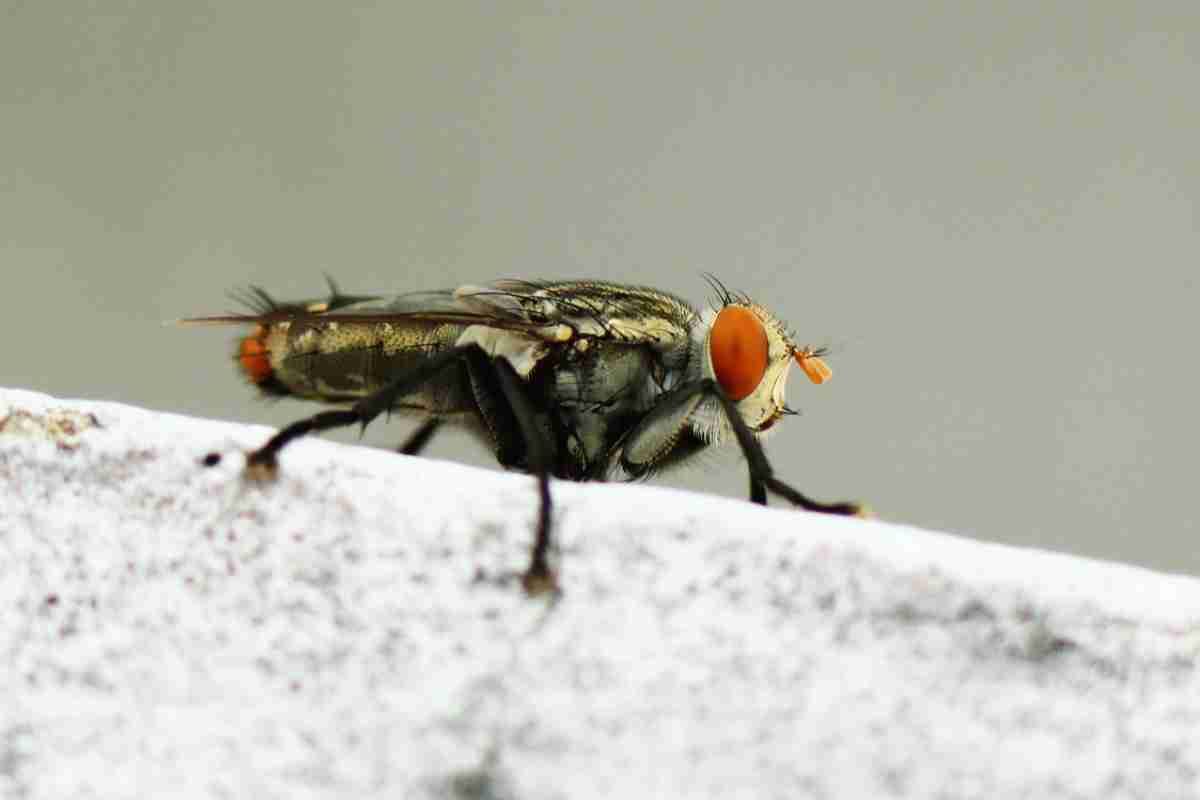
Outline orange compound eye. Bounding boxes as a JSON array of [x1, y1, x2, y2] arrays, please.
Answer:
[[794, 347, 832, 385], [237, 329, 274, 385], [710, 306, 769, 400]]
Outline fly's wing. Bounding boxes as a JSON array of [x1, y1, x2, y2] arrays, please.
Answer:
[[478, 279, 699, 352], [179, 281, 634, 390], [179, 281, 590, 399], [181, 279, 699, 350], [179, 283, 563, 337], [181, 279, 705, 461]]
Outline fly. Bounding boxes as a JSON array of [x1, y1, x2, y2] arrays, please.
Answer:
[[181, 276, 861, 593]]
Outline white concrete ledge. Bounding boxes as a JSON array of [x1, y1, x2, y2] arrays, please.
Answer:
[[2, 386, 1199, 799]]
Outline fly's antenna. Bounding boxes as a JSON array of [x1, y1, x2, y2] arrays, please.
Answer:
[[793, 345, 833, 385]]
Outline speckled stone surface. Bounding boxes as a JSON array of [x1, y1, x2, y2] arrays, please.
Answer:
[[2, 387, 1199, 799]]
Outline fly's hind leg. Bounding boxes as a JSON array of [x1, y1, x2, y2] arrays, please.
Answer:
[[248, 404, 441, 478], [243, 408, 361, 481], [244, 345, 475, 479], [242, 344, 560, 595]]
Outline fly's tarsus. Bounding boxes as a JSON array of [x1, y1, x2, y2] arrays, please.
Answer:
[[246, 407, 360, 479], [762, 475, 862, 515]]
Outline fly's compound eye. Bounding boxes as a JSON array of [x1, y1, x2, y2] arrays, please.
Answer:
[[710, 306, 769, 401]]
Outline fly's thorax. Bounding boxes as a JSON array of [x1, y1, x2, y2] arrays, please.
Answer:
[[688, 303, 800, 444]]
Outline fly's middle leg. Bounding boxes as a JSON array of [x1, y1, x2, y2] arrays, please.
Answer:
[[397, 417, 442, 456], [749, 474, 767, 505], [489, 358, 558, 595]]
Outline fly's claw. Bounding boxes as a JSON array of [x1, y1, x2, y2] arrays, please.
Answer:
[[852, 504, 874, 519], [244, 449, 280, 482], [521, 563, 561, 597]]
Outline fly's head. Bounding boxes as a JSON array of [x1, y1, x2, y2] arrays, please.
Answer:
[[699, 300, 832, 436]]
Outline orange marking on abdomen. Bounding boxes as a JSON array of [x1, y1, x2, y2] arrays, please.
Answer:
[[237, 326, 274, 384]]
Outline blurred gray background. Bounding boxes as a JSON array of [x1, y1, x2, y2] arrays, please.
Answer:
[[4, 3, 1197, 573]]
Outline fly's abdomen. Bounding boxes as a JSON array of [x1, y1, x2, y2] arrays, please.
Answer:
[[241, 319, 474, 413]]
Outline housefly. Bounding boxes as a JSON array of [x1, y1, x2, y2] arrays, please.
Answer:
[[182, 276, 861, 593]]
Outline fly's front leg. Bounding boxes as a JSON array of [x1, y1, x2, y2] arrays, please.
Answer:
[[707, 382, 859, 516], [619, 384, 706, 476], [622, 379, 860, 516], [244, 345, 474, 479]]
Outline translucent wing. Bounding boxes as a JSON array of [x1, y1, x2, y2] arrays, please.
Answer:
[[180, 278, 698, 351], [179, 282, 558, 338], [479, 279, 698, 349]]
